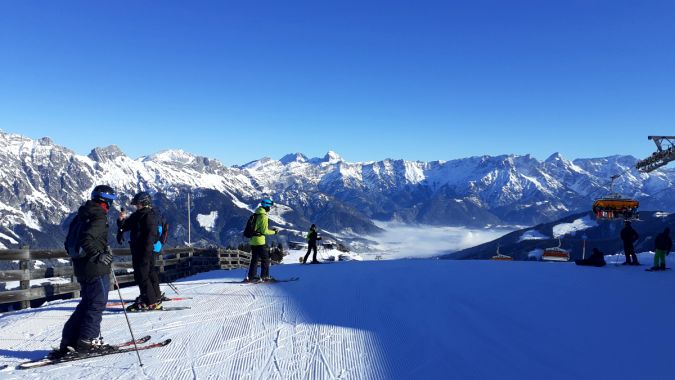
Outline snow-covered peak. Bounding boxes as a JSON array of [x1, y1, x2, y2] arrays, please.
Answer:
[[322, 151, 343, 164], [545, 152, 564, 163], [88, 145, 126, 162], [279, 153, 308, 165], [144, 149, 196, 164]]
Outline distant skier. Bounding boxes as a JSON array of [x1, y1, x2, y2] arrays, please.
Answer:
[[575, 248, 606, 267], [302, 224, 322, 264], [51, 185, 117, 358], [650, 227, 672, 271], [245, 198, 279, 282], [620, 220, 640, 265], [117, 191, 163, 311]]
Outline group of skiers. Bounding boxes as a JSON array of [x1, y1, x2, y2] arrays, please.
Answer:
[[243, 199, 324, 283], [52, 186, 168, 359], [576, 220, 672, 270]]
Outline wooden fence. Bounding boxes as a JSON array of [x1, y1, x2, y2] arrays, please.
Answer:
[[0, 247, 251, 310]]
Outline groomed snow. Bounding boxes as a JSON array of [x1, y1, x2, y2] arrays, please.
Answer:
[[1, 254, 675, 379], [552, 215, 598, 238]]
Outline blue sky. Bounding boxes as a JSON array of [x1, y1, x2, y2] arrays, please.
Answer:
[[0, 1, 673, 165]]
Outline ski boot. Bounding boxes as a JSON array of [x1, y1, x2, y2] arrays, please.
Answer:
[[126, 301, 147, 312], [75, 337, 114, 354], [243, 276, 261, 283]]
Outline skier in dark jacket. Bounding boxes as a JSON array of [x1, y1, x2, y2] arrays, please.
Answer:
[[650, 227, 672, 271], [117, 191, 163, 311], [52, 185, 117, 358], [575, 248, 606, 267], [620, 220, 640, 265], [303, 224, 322, 264]]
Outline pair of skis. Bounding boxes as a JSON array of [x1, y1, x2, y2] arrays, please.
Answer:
[[106, 297, 192, 307], [15, 335, 171, 370]]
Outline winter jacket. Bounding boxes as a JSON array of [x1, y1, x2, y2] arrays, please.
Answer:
[[306, 229, 321, 246], [575, 249, 606, 267], [620, 226, 639, 246], [249, 206, 276, 246], [72, 200, 111, 281], [655, 230, 673, 252], [118, 206, 161, 263]]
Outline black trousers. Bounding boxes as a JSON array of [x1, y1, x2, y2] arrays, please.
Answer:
[[303, 243, 318, 263], [61, 274, 110, 347], [624, 244, 638, 264], [248, 245, 270, 279], [133, 255, 160, 304]]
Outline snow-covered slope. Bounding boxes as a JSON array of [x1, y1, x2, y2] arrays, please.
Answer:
[[1, 129, 674, 250], [1, 256, 674, 379]]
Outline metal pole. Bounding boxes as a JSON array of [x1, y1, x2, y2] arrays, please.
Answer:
[[187, 192, 191, 247], [111, 270, 143, 367]]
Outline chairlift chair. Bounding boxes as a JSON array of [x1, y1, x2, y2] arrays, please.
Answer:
[[542, 238, 571, 262]]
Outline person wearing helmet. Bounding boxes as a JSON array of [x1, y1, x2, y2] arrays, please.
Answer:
[[117, 191, 164, 311], [245, 197, 280, 282], [52, 185, 117, 358], [650, 227, 672, 271], [302, 224, 322, 264]]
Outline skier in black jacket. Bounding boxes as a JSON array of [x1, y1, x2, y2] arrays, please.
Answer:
[[575, 248, 606, 267], [117, 191, 163, 311], [620, 220, 640, 265], [52, 185, 117, 358], [650, 227, 672, 271], [302, 224, 322, 264]]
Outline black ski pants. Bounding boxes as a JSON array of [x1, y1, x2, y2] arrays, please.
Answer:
[[133, 254, 160, 304], [61, 274, 110, 347], [623, 244, 639, 264], [248, 245, 270, 279], [303, 243, 318, 263]]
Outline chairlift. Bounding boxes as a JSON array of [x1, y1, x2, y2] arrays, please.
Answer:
[[635, 136, 675, 173], [592, 175, 639, 220], [542, 238, 570, 262], [491, 244, 513, 261]]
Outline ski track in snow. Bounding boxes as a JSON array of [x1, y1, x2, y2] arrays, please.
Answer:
[[2, 255, 675, 379]]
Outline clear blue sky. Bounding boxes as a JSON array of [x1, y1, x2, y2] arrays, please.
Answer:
[[1, 1, 673, 165]]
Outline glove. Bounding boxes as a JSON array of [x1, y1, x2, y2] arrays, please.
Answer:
[[94, 247, 114, 266], [116, 229, 125, 245]]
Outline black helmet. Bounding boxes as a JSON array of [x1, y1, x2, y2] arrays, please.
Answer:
[[131, 191, 152, 207], [91, 185, 117, 207]]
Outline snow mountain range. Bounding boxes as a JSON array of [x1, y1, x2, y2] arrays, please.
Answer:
[[0, 130, 673, 250]]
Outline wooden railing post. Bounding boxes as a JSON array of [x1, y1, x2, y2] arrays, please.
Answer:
[[19, 245, 31, 310]]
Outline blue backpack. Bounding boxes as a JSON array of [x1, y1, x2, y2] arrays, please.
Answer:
[[153, 222, 169, 253]]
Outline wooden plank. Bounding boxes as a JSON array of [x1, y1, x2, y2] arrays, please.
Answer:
[[0, 267, 75, 282], [0, 283, 81, 304]]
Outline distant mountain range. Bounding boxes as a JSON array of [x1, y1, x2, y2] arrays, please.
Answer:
[[0, 130, 673, 250]]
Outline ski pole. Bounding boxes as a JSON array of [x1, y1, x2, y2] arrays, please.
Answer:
[[111, 269, 143, 367], [166, 281, 180, 295]]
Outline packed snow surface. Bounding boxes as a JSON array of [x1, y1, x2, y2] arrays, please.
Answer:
[[1, 254, 675, 379], [552, 215, 598, 238]]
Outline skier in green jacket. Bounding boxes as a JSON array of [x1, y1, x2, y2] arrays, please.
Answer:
[[302, 224, 322, 264], [245, 198, 279, 282]]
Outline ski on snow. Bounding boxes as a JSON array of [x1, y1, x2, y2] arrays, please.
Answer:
[[106, 306, 192, 313], [16, 336, 170, 370], [106, 297, 192, 307]]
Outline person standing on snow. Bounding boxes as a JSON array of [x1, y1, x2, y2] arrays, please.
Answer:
[[117, 191, 163, 311], [302, 224, 322, 264], [245, 198, 279, 282], [52, 185, 117, 358], [620, 220, 640, 265], [650, 227, 672, 271]]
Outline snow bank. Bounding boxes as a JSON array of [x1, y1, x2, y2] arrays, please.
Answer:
[[552, 215, 597, 238], [1, 257, 675, 379]]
